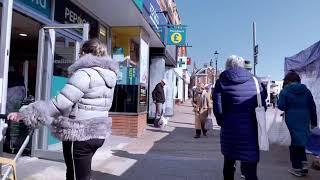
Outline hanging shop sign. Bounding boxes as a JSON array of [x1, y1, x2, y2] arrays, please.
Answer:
[[167, 27, 186, 46], [16, 0, 52, 18], [187, 57, 192, 65], [177, 57, 187, 69], [54, 0, 99, 37]]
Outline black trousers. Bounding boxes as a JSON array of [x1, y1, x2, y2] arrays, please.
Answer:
[[63, 139, 105, 180], [223, 156, 258, 180], [289, 145, 307, 169]]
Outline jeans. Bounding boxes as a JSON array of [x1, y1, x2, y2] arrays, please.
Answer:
[[155, 103, 163, 119], [289, 145, 307, 169], [223, 156, 258, 180], [63, 139, 105, 180]]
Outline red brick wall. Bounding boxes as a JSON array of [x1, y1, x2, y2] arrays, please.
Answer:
[[110, 113, 147, 137]]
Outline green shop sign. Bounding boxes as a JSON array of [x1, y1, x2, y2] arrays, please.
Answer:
[[167, 27, 186, 46], [133, 0, 143, 11], [16, 0, 51, 18]]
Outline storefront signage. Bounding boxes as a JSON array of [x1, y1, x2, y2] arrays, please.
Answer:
[[142, 0, 167, 31], [127, 67, 137, 85], [133, 0, 143, 11], [177, 57, 187, 69], [167, 27, 186, 46], [54, 0, 99, 37], [16, 0, 52, 18]]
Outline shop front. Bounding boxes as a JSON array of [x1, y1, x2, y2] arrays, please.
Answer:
[[0, 0, 112, 160], [144, 0, 179, 119], [109, 26, 150, 137], [73, 0, 165, 137]]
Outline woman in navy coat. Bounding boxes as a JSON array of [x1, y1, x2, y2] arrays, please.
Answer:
[[278, 71, 317, 177], [213, 55, 267, 180]]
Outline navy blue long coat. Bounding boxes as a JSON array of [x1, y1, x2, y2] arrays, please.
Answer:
[[213, 67, 267, 162], [278, 83, 317, 146]]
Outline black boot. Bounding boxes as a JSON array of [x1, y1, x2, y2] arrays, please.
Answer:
[[203, 129, 207, 136], [194, 129, 201, 138]]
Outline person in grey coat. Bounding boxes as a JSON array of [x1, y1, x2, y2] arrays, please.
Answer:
[[8, 39, 119, 180]]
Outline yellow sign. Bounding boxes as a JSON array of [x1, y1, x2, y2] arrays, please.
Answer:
[[170, 32, 183, 44]]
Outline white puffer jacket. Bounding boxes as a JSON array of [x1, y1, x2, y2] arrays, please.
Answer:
[[20, 54, 119, 141]]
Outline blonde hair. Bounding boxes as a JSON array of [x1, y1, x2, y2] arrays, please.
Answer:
[[80, 38, 107, 57]]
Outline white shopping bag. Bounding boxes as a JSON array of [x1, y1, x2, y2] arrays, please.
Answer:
[[253, 77, 269, 151], [205, 117, 213, 130], [268, 109, 291, 146]]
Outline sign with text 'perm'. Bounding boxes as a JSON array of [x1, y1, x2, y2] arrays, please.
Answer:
[[16, 0, 52, 18], [54, 0, 99, 37], [167, 27, 186, 46]]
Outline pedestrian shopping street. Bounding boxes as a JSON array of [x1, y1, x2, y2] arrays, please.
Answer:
[[16, 101, 320, 180]]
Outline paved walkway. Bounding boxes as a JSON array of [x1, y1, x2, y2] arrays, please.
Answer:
[[14, 102, 320, 179]]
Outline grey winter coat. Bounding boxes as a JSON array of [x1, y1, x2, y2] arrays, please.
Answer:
[[20, 54, 119, 141]]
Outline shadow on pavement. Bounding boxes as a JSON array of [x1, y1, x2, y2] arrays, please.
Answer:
[[91, 126, 320, 180], [92, 126, 223, 180]]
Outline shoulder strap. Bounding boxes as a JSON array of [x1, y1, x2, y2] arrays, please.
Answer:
[[253, 76, 262, 107], [91, 67, 112, 89]]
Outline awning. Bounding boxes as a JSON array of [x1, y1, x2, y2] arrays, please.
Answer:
[[285, 40, 320, 73], [72, 0, 164, 48]]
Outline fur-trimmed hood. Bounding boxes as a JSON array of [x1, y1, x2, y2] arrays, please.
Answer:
[[68, 54, 119, 76]]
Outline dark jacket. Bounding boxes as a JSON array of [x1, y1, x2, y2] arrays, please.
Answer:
[[278, 83, 317, 146], [152, 83, 165, 103], [213, 67, 267, 162]]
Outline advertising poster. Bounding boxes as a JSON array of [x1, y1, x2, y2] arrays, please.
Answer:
[[113, 47, 125, 62], [140, 38, 149, 84]]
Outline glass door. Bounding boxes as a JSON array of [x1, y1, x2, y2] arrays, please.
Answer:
[[32, 24, 89, 161]]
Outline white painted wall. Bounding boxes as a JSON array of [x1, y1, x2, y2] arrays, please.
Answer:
[[164, 67, 175, 116]]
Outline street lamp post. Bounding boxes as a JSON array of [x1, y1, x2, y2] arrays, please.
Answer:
[[214, 50, 219, 84]]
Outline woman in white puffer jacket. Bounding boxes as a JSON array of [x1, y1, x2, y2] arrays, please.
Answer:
[[8, 38, 119, 180]]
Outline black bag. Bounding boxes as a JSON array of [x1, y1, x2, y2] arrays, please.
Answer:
[[4, 96, 34, 155]]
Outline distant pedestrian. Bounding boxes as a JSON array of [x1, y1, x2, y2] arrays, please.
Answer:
[[152, 79, 166, 127], [196, 84, 213, 138], [278, 71, 318, 177], [192, 83, 205, 138], [271, 92, 278, 108], [213, 55, 267, 180]]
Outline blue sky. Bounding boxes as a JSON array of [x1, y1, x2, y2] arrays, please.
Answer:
[[175, 0, 320, 80]]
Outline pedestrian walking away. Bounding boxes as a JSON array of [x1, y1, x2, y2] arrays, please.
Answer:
[[278, 71, 318, 177], [213, 55, 267, 180], [7, 38, 119, 180], [152, 79, 166, 127]]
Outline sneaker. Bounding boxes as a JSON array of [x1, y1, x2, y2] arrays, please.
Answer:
[[240, 174, 245, 179], [288, 168, 305, 177]]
